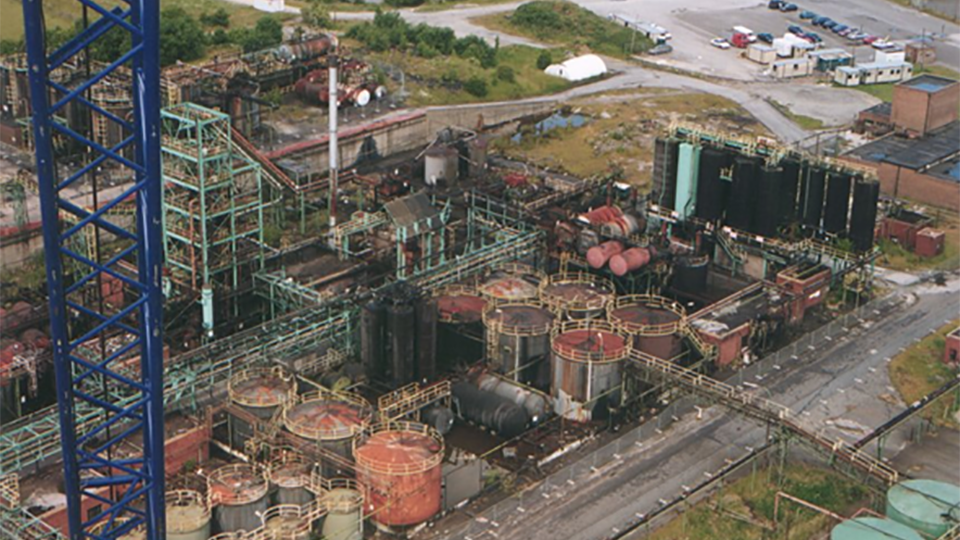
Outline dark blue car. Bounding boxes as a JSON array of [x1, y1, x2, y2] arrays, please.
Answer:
[[812, 16, 830, 26], [800, 10, 817, 19], [822, 20, 838, 29], [805, 31, 822, 42], [780, 3, 798, 11], [788, 25, 805, 35], [832, 24, 848, 33], [768, 0, 784, 8], [757, 32, 774, 43]]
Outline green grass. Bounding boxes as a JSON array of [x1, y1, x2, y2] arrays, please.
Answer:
[[0, 0, 289, 44], [888, 320, 960, 428], [414, 0, 517, 12], [648, 463, 871, 540], [768, 99, 824, 131], [472, 0, 651, 59], [876, 206, 960, 271]]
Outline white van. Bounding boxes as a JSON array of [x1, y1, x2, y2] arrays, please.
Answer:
[[732, 25, 757, 42]]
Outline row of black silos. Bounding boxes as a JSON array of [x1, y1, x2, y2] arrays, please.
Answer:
[[361, 285, 438, 388], [659, 138, 880, 251]]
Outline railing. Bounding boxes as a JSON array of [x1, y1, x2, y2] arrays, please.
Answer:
[[540, 272, 616, 314], [483, 300, 554, 336], [283, 389, 373, 441], [207, 463, 270, 506], [353, 421, 445, 476], [227, 366, 296, 409], [550, 320, 631, 364], [377, 381, 452, 423], [608, 294, 686, 337]]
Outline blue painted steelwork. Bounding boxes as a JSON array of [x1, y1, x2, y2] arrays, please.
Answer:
[[18, 0, 166, 537]]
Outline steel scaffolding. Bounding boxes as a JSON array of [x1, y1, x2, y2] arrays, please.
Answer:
[[161, 103, 266, 324]]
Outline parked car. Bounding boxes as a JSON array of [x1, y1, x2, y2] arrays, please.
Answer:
[[800, 10, 817, 19], [847, 31, 867, 41], [710, 37, 731, 49], [757, 32, 775, 44], [788, 24, 805, 35], [804, 31, 822, 43], [872, 38, 896, 49], [822, 20, 838, 30], [648, 43, 673, 55], [832, 24, 848, 33], [780, 3, 798, 11], [812, 16, 830, 26], [838, 27, 854, 37], [768, 0, 784, 8], [862, 35, 879, 45]]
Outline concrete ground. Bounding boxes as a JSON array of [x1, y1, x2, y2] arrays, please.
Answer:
[[892, 428, 960, 484], [749, 81, 881, 126]]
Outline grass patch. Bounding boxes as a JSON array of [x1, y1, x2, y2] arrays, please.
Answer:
[[883, 0, 958, 24], [472, 0, 651, 59], [888, 320, 960, 428], [415, 0, 517, 12], [768, 99, 824, 130], [491, 91, 769, 188], [876, 205, 960, 271], [648, 463, 872, 540], [0, 0, 290, 43]]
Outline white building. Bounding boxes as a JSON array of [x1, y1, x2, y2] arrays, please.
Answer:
[[747, 44, 777, 65], [544, 55, 608, 82], [772, 57, 813, 79], [834, 61, 913, 86]]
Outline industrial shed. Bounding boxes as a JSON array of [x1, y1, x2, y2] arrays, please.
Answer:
[[544, 54, 608, 82]]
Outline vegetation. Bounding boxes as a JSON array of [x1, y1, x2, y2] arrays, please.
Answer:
[[768, 99, 824, 131], [473, 0, 652, 59], [649, 464, 871, 540], [888, 320, 960, 428], [876, 205, 960, 271], [843, 64, 960, 103], [302, 0, 333, 30]]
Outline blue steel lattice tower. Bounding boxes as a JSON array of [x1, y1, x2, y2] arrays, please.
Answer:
[[19, 0, 167, 537]]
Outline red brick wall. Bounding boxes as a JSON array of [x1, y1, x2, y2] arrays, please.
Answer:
[[892, 82, 960, 135], [699, 324, 751, 367], [945, 330, 960, 365], [877, 217, 925, 250], [164, 423, 211, 477], [40, 486, 111, 537], [877, 162, 960, 209]]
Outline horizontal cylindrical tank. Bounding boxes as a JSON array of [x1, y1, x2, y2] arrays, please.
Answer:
[[452, 381, 529, 437], [422, 406, 455, 435], [283, 390, 373, 475], [276, 36, 333, 62], [227, 367, 296, 419], [354, 421, 444, 529], [609, 246, 656, 277], [600, 213, 640, 238], [268, 453, 314, 506], [550, 320, 629, 422], [540, 273, 615, 319], [586, 241, 624, 269], [166, 490, 212, 540], [830, 517, 923, 540], [483, 302, 554, 381], [207, 464, 270, 533], [608, 295, 685, 360], [477, 373, 551, 425], [321, 479, 364, 540], [886, 479, 960, 537], [261, 504, 310, 540]]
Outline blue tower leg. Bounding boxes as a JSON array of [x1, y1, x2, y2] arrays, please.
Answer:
[[19, 0, 166, 538]]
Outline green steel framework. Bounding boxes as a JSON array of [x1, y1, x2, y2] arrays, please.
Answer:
[[160, 103, 265, 323]]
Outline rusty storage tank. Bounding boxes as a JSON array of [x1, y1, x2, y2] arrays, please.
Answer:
[[207, 463, 270, 533], [354, 421, 444, 531], [540, 272, 615, 320], [321, 479, 364, 540], [166, 490, 212, 540], [550, 320, 630, 422], [608, 295, 685, 360], [609, 246, 657, 277], [283, 390, 374, 476], [483, 301, 554, 382], [586, 241, 624, 269], [261, 504, 311, 540], [424, 146, 459, 185], [228, 366, 296, 419], [479, 264, 543, 305], [436, 285, 487, 325], [268, 452, 314, 506]]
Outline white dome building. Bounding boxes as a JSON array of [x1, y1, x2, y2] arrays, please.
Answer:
[[544, 54, 608, 82]]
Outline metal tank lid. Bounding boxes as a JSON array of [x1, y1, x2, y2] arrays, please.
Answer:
[[207, 464, 269, 507], [228, 367, 295, 409], [540, 272, 614, 313], [268, 458, 312, 489], [608, 295, 685, 336], [888, 479, 960, 530], [165, 490, 210, 534], [831, 517, 923, 540], [483, 302, 553, 335], [283, 390, 373, 441], [355, 422, 444, 474], [551, 320, 629, 363], [435, 285, 487, 324]]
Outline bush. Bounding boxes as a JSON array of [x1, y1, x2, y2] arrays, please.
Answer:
[[302, 0, 332, 29], [232, 15, 285, 52], [536, 50, 552, 70], [200, 8, 231, 28], [496, 65, 515, 83], [464, 76, 488, 97]]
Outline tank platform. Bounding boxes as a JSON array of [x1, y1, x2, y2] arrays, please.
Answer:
[[609, 296, 685, 336], [268, 459, 312, 489], [436, 286, 488, 324], [165, 490, 210, 535], [551, 321, 628, 363], [207, 464, 269, 506], [355, 422, 444, 474], [227, 367, 295, 409], [283, 391, 374, 441], [480, 276, 541, 303], [484, 304, 554, 335], [540, 273, 614, 314]]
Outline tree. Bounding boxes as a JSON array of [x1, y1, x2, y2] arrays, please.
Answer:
[[496, 65, 515, 83], [159, 7, 207, 66], [302, 0, 332, 29], [464, 76, 488, 97], [200, 8, 231, 28], [536, 50, 552, 70]]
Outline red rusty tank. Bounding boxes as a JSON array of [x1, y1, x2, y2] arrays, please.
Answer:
[[609, 247, 656, 276], [550, 320, 629, 422], [354, 421, 443, 529], [19, 329, 50, 351], [435, 286, 487, 324], [6, 301, 32, 327], [586, 241, 624, 269], [608, 295, 685, 360]]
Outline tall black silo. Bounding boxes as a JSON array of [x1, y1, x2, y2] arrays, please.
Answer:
[[801, 166, 826, 233], [696, 147, 725, 222], [654, 138, 681, 209], [823, 171, 852, 234], [780, 159, 801, 226], [756, 165, 783, 237], [726, 156, 760, 231], [850, 179, 880, 252]]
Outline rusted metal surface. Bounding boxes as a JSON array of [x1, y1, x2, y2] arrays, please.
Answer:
[[550, 321, 629, 422], [608, 295, 685, 360]]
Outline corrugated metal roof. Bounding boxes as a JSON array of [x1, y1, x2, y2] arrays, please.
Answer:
[[384, 192, 440, 229]]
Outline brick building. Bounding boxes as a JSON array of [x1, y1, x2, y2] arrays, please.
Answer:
[[945, 328, 960, 365], [891, 75, 960, 136]]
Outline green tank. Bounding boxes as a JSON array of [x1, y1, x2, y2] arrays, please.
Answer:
[[887, 479, 960, 537], [830, 517, 923, 540]]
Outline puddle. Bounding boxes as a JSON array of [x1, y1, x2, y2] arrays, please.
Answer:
[[511, 112, 587, 143]]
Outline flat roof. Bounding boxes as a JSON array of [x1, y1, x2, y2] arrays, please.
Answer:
[[845, 121, 960, 175], [899, 74, 956, 92]]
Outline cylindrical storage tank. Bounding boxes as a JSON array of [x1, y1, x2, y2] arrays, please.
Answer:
[[477, 373, 551, 425], [451, 381, 529, 437], [850, 178, 879, 252], [479, 264, 543, 305], [695, 147, 725, 222], [608, 295, 685, 360], [207, 464, 270, 534], [780, 158, 801, 225], [672, 256, 709, 297], [283, 390, 374, 476], [823, 171, 852, 234], [801, 166, 827, 232], [830, 517, 924, 540], [755, 165, 783, 237], [387, 302, 416, 387], [267, 453, 314, 506], [166, 490, 212, 540], [886, 479, 960, 537], [600, 213, 640, 238], [416, 296, 438, 382], [727, 156, 760, 232], [422, 406, 455, 435], [539, 273, 615, 320], [435, 285, 487, 325], [609, 247, 656, 277], [587, 241, 624, 269], [550, 320, 629, 422], [424, 146, 459, 184], [322, 479, 364, 540], [361, 301, 385, 377], [354, 421, 444, 530], [227, 367, 296, 420], [467, 136, 489, 178], [653, 137, 680, 211], [88, 518, 146, 540], [482, 301, 554, 382], [261, 504, 310, 540]]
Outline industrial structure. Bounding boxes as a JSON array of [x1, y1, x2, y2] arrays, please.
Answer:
[[1, 2, 958, 539]]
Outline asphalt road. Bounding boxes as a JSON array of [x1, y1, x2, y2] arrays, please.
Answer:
[[431, 275, 960, 540]]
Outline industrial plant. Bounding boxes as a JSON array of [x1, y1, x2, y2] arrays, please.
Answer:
[[1, 0, 959, 539]]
